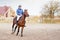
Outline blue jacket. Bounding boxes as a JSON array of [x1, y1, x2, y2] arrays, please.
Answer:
[[16, 8, 23, 15]]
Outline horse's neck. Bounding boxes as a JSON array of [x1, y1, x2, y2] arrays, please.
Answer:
[[23, 14, 26, 20], [21, 14, 26, 20]]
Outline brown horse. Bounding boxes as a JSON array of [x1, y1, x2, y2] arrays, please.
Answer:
[[12, 9, 29, 37]]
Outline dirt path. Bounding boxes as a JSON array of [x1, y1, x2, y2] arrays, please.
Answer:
[[0, 23, 60, 40]]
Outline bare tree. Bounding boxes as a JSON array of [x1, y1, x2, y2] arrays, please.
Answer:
[[41, 0, 60, 18], [41, 0, 60, 23]]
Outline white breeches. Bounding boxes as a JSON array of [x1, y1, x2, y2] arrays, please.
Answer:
[[17, 14, 22, 21]]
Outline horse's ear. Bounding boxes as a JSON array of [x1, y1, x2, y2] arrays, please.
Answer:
[[24, 9, 29, 17]]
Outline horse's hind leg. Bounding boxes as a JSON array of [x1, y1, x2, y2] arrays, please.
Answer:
[[16, 27, 20, 36], [12, 23, 15, 32], [13, 25, 17, 33], [21, 27, 24, 37]]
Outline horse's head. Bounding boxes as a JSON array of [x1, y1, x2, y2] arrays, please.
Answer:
[[24, 9, 29, 17]]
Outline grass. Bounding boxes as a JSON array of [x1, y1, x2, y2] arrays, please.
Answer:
[[0, 17, 60, 24]]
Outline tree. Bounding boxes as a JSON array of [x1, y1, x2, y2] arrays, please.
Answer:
[[41, 0, 60, 18], [41, 0, 60, 23]]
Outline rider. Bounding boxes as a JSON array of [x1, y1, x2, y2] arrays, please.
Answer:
[[16, 5, 23, 22]]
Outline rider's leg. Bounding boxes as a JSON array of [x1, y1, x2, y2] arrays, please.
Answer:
[[17, 15, 22, 21], [17, 15, 20, 21], [17, 15, 20, 24]]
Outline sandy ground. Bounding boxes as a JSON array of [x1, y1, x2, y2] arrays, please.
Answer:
[[0, 23, 60, 40]]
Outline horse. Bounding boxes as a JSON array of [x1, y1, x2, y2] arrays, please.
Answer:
[[12, 9, 29, 37]]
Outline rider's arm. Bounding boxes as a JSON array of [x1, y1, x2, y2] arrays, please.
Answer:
[[21, 9, 23, 15], [16, 9, 19, 15]]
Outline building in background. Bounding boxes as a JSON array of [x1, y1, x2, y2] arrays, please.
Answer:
[[0, 6, 16, 17]]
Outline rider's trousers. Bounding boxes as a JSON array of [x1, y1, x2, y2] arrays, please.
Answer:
[[17, 14, 22, 21]]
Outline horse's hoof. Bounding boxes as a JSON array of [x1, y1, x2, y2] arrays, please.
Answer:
[[21, 35, 23, 37], [16, 34, 18, 36], [11, 32, 14, 34]]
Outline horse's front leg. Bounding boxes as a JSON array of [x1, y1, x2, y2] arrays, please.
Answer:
[[16, 26, 20, 36], [21, 27, 24, 37]]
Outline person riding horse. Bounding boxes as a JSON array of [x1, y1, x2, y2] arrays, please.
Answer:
[[12, 6, 29, 37], [16, 5, 23, 22]]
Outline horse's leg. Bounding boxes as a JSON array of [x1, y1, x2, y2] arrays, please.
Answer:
[[16, 26, 20, 36], [21, 27, 24, 37], [12, 25, 17, 34], [12, 23, 15, 32], [11, 23, 15, 34]]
